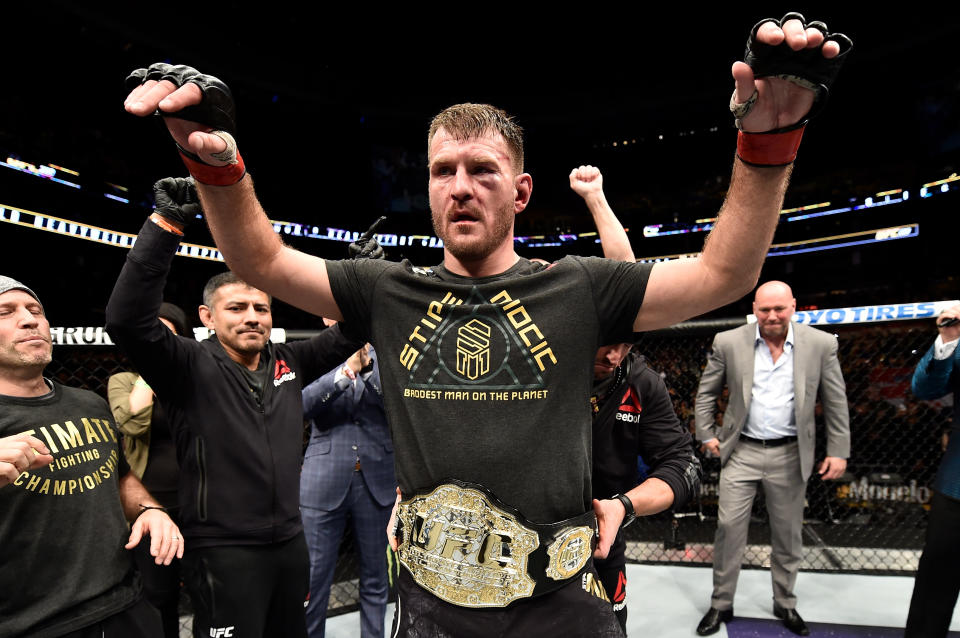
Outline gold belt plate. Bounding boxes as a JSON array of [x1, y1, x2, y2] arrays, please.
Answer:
[[397, 483, 540, 608]]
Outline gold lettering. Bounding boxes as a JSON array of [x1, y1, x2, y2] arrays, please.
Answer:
[[83, 475, 95, 489], [439, 537, 471, 559], [420, 317, 436, 329], [13, 472, 27, 486], [68, 479, 78, 494], [518, 324, 544, 347], [440, 292, 463, 306], [506, 305, 531, 328], [82, 418, 103, 444], [25, 474, 41, 491], [54, 480, 66, 496], [502, 299, 520, 311], [489, 290, 511, 305], [93, 419, 117, 443], [409, 326, 427, 344], [38, 479, 50, 494], [38, 426, 59, 453], [534, 348, 558, 371], [427, 300, 444, 322], [478, 533, 505, 565], [400, 344, 418, 370], [415, 517, 443, 551]]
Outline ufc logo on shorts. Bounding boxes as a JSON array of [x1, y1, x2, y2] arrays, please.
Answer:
[[209, 628, 235, 637]]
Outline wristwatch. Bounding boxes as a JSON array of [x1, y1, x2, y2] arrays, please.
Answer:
[[612, 493, 636, 528]]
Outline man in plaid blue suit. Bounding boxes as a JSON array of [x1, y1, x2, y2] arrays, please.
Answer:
[[300, 340, 396, 638]]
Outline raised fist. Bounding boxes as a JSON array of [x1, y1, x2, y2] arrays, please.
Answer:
[[153, 177, 202, 228], [569, 165, 604, 199]]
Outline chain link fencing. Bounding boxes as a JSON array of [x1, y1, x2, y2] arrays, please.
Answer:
[[44, 316, 950, 622]]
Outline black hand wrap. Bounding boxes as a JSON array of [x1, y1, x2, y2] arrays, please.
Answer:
[[744, 12, 853, 121], [349, 216, 387, 260], [126, 63, 237, 135], [153, 177, 202, 228]]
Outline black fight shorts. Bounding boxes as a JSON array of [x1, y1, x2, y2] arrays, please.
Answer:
[[391, 559, 624, 638]]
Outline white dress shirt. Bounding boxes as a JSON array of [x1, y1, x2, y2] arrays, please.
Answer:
[[934, 335, 959, 360], [742, 323, 797, 440]]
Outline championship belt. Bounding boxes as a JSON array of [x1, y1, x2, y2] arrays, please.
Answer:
[[395, 478, 597, 608]]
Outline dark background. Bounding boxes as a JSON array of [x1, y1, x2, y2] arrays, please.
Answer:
[[2, 5, 958, 327]]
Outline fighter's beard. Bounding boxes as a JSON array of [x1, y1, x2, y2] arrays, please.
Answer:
[[432, 203, 513, 263]]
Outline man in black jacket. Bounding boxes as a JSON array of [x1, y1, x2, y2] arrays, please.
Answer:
[[105, 178, 360, 638], [591, 342, 701, 634]]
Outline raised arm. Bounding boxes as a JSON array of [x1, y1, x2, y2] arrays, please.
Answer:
[[634, 14, 851, 331], [123, 66, 343, 320], [912, 305, 960, 399], [569, 165, 635, 262]]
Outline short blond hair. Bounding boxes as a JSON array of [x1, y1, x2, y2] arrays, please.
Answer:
[[428, 103, 525, 173]]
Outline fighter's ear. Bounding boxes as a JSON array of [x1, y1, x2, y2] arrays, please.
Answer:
[[198, 305, 215, 330], [514, 173, 532, 214]]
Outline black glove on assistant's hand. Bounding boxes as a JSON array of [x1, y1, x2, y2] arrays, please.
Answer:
[[152, 177, 202, 229], [349, 217, 387, 260]]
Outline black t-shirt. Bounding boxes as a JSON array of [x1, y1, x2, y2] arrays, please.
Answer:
[[326, 255, 651, 522], [0, 381, 137, 638]]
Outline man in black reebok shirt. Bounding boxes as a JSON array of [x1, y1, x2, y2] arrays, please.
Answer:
[[590, 341, 701, 634]]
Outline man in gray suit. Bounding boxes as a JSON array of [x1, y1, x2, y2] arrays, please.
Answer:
[[694, 281, 850, 636]]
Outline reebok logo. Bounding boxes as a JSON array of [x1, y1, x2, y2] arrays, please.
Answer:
[[613, 570, 627, 603], [619, 387, 642, 413], [273, 359, 297, 387]]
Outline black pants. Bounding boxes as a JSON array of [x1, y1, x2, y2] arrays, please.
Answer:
[[906, 491, 960, 637], [134, 519, 182, 638], [390, 560, 624, 638], [61, 597, 162, 638], [182, 532, 310, 638], [595, 532, 628, 635]]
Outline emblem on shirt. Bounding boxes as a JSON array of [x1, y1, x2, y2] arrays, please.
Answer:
[[273, 359, 297, 387], [615, 386, 643, 423], [400, 287, 556, 392], [456, 319, 492, 380]]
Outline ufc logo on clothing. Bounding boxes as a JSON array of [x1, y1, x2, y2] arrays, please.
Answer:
[[209, 628, 234, 637]]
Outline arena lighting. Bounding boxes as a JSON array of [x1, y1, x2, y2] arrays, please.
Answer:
[[923, 173, 959, 188], [48, 164, 79, 176], [0, 203, 224, 262], [650, 188, 919, 236], [2, 157, 80, 189], [2, 196, 919, 266], [769, 223, 919, 257], [692, 201, 831, 225], [636, 224, 919, 262]]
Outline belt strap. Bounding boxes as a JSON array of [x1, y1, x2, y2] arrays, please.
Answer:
[[395, 478, 596, 608], [739, 434, 798, 447]]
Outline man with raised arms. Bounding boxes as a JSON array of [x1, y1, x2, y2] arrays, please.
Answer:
[[123, 13, 850, 636]]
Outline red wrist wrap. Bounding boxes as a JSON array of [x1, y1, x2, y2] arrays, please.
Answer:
[[736, 125, 805, 167], [179, 151, 246, 186]]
